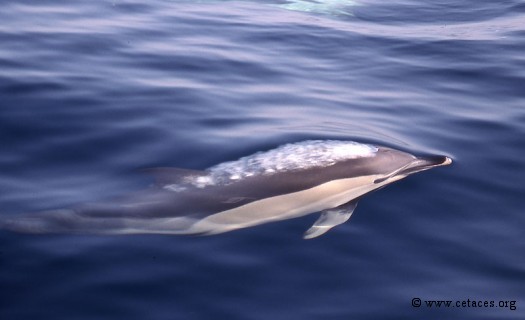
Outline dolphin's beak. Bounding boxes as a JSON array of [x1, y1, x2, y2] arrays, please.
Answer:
[[374, 155, 452, 184], [400, 155, 452, 176]]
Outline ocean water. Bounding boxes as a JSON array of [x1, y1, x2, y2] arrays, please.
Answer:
[[0, 0, 524, 319]]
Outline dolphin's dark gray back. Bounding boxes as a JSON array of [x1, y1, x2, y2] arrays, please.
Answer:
[[79, 147, 414, 217]]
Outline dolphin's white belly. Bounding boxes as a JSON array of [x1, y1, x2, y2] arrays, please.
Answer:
[[189, 175, 380, 234]]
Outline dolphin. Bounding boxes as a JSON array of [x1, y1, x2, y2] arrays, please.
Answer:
[[0, 140, 451, 239], [276, 0, 358, 16], [194, 0, 359, 17]]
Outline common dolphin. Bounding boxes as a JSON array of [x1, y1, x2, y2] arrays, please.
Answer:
[[276, 0, 358, 16], [195, 0, 359, 17], [0, 140, 451, 239]]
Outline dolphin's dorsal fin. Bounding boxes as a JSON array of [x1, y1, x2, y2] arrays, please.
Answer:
[[303, 199, 359, 239], [141, 167, 207, 186]]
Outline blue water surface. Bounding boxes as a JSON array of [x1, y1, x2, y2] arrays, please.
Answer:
[[0, 0, 524, 319]]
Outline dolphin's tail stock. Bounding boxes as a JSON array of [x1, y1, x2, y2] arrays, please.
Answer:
[[0, 209, 203, 235], [0, 210, 105, 234]]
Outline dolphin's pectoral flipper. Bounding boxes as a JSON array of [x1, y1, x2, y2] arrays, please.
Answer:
[[303, 199, 359, 239]]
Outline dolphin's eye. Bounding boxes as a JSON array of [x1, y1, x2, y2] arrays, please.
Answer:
[[374, 176, 390, 184]]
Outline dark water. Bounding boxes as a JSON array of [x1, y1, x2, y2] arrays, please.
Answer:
[[1, 0, 524, 319]]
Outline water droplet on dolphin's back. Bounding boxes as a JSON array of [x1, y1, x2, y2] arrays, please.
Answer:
[[204, 140, 378, 185]]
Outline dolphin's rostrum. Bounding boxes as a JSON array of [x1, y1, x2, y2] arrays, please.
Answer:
[[0, 140, 451, 238]]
